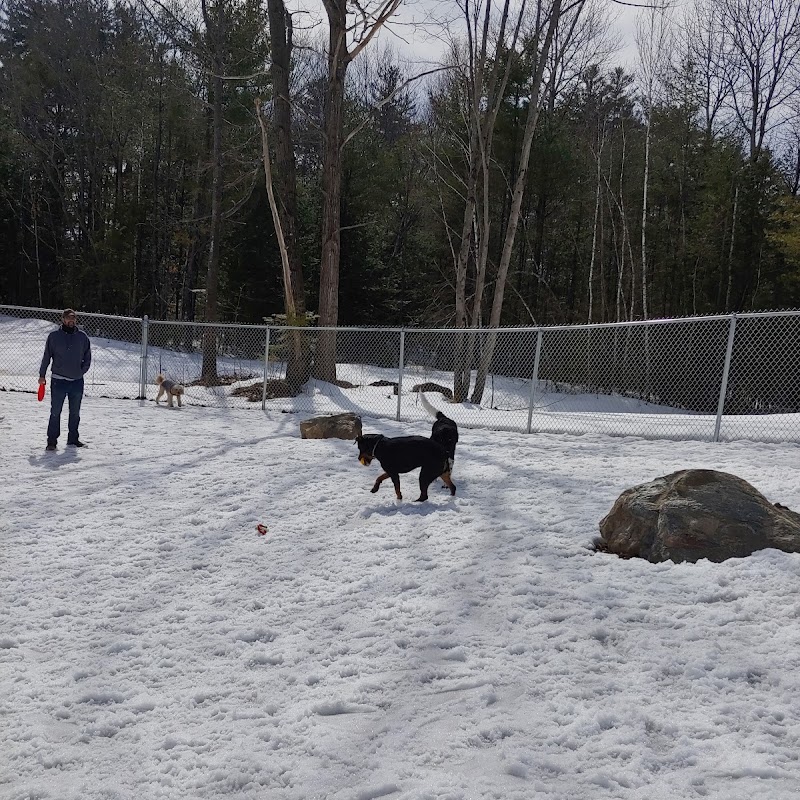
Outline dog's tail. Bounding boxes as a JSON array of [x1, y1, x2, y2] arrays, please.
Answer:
[[419, 392, 444, 420], [155, 374, 164, 385]]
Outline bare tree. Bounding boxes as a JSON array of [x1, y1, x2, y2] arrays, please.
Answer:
[[716, 0, 800, 163], [146, 0, 269, 381], [636, 2, 672, 321], [683, 0, 731, 140], [266, 0, 305, 320], [470, 0, 588, 404], [443, 0, 530, 401], [198, 0, 227, 382], [547, 0, 616, 104], [315, 0, 402, 382], [265, 0, 311, 391], [704, 0, 800, 309], [777, 121, 800, 195], [256, 99, 292, 310], [587, 118, 605, 322]]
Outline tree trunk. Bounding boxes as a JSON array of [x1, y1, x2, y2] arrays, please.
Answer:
[[313, 0, 401, 381], [200, 0, 226, 383], [181, 155, 205, 324], [470, 0, 564, 404], [315, 9, 349, 383], [641, 101, 651, 322], [266, 0, 310, 392], [452, 0, 525, 402], [452, 146, 479, 402], [32, 197, 43, 307], [201, 68, 224, 383], [588, 145, 602, 323], [725, 182, 739, 311], [640, 114, 652, 387]]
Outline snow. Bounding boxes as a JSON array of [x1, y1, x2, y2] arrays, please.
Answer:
[[4, 375, 800, 798], [5, 313, 800, 797]]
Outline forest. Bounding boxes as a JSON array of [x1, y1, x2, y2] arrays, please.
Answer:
[[2, 0, 800, 340]]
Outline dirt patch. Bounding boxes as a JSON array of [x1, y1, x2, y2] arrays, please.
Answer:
[[231, 379, 296, 402], [189, 373, 257, 388], [410, 382, 453, 399]]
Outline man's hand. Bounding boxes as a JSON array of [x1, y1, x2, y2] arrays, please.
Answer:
[[38, 377, 46, 386]]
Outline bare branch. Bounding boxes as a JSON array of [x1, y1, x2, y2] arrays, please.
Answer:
[[349, 0, 403, 61], [255, 98, 295, 316], [610, 0, 671, 7]]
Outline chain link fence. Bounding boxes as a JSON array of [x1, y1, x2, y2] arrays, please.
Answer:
[[2, 304, 800, 443]]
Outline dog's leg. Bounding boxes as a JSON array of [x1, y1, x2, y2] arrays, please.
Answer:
[[177, 392, 182, 408], [389, 473, 402, 500], [156, 387, 163, 404], [371, 472, 390, 493], [417, 466, 440, 502], [441, 471, 456, 496], [168, 393, 174, 408], [441, 457, 455, 487]]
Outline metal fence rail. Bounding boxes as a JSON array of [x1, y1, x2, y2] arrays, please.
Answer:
[[2, 304, 799, 443]]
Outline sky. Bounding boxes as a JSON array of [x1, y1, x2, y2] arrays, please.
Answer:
[[285, 0, 642, 76], [4, 315, 800, 799]]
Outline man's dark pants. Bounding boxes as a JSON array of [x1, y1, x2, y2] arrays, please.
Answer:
[[47, 378, 84, 445]]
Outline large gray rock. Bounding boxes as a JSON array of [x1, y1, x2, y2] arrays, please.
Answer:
[[598, 469, 800, 563], [299, 413, 362, 440]]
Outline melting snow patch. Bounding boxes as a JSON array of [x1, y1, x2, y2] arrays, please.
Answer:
[[355, 784, 400, 800]]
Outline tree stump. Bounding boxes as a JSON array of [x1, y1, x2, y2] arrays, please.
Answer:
[[299, 412, 362, 440]]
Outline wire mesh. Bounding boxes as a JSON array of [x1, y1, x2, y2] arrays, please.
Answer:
[[264, 327, 403, 418], [532, 317, 731, 439], [402, 329, 540, 432], [3, 303, 800, 444], [144, 320, 269, 408], [720, 313, 800, 442], [0, 305, 144, 400]]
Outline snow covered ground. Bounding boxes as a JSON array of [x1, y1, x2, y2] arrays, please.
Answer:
[[4, 389, 800, 799]]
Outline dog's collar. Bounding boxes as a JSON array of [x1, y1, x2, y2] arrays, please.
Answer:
[[370, 436, 384, 458]]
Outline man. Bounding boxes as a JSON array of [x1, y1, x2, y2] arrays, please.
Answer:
[[39, 308, 92, 451]]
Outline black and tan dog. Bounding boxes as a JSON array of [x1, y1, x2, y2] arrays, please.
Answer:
[[419, 392, 459, 474], [356, 434, 456, 502]]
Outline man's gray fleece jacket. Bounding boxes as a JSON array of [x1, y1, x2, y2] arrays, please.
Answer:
[[39, 327, 92, 380]]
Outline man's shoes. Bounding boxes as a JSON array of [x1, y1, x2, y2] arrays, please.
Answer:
[[45, 443, 57, 452], [67, 441, 86, 448]]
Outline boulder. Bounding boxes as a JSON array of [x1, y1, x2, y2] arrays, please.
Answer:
[[598, 469, 800, 563], [300, 412, 362, 440]]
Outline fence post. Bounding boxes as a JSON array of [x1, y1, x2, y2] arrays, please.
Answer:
[[714, 313, 737, 442], [261, 327, 271, 411], [138, 315, 149, 400], [396, 329, 405, 421], [526, 330, 543, 434]]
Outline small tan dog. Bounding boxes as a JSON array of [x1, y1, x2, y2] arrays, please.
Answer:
[[155, 374, 185, 407]]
